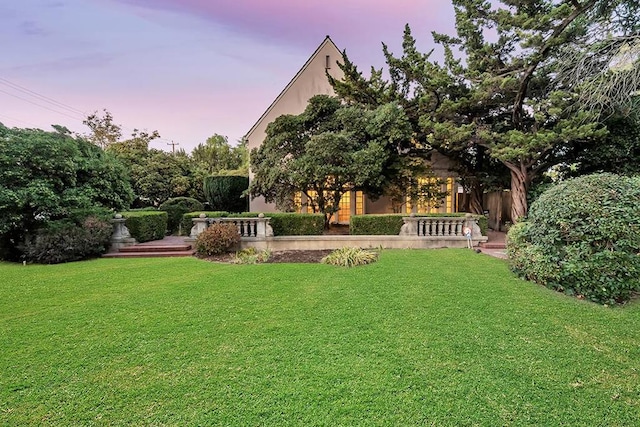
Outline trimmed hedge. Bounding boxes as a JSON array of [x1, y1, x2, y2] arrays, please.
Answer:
[[350, 215, 405, 235], [507, 173, 640, 305], [268, 213, 324, 236], [349, 213, 485, 235], [159, 197, 204, 235], [120, 211, 168, 242], [203, 175, 249, 213]]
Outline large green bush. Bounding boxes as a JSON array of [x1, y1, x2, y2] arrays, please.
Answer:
[[203, 175, 249, 213], [159, 197, 204, 235], [0, 125, 133, 260], [121, 211, 168, 242], [507, 173, 640, 304]]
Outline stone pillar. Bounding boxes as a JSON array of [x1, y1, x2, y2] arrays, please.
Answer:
[[400, 214, 418, 236], [255, 213, 274, 238], [464, 214, 482, 239], [190, 214, 209, 239], [111, 214, 136, 251]]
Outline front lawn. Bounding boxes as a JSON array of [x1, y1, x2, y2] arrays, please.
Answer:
[[1, 250, 639, 425]]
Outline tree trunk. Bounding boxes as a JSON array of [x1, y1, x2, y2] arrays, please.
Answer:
[[510, 166, 530, 222], [468, 181, 484, 215]]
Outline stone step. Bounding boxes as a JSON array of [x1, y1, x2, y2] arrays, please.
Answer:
[[119, 244, 192, 253], [479, 242, 506, 249], [103, 250, 195, 258]]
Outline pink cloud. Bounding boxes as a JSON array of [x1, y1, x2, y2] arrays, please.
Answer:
[[110, 0, 454, 56]]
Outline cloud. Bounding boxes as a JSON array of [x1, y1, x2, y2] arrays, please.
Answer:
[[19, 20, 49, 36], [109, 0, 453, 51]]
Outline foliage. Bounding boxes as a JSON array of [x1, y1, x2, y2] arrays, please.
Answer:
[[350, 215, 405, 235], [0, 124, 133, 260], [93, 111, 203, 206], [191, 134, 248, 176], [507, 173, 640, 304], [120, 211, 168, 242], [158, 197, 204, 235], [321, 247, 378, 267], [203, 175, 249, 213], [179, 211, 229, 236], [20, 216, 112, 264], [3, 252, 640, 425], [195, 223, 240, 256], [249, 95, 414, 227], [330, 25, 510, 214], [232, 247, 271, 264], [561, 115, 640, 177], [268, 213, 324, 236]]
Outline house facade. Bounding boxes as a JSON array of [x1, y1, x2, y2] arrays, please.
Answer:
[[245, 36, 461, 223]]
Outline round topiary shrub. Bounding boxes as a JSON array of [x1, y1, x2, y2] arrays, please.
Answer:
[[195, 223, 240, 256], [507, 173, 640, 304], [159, 197, 204, 235]]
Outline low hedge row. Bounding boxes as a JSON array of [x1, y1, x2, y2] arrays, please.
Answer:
[[269, 213, 324, 236], [120, 211, 168, 242], [181, 212, 324, 236], [349, 213, 487, 235]]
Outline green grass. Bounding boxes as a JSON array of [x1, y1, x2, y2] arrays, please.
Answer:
[[1, 250, 639, 426]]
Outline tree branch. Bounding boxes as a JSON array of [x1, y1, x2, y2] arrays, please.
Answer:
[[513, 0, 599, 128]]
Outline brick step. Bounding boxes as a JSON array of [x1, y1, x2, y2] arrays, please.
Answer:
[[479, 242, 506, 249], [119, 244, 192, 253], [103, 250, 195, 258]]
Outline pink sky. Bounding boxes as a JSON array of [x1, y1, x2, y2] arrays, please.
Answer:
[[1, 0, 456, 152]]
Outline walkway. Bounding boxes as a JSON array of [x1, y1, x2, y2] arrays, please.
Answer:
[[479, 230, 508, 259]]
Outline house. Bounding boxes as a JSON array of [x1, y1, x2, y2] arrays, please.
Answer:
[[245, 36, 461, 223]]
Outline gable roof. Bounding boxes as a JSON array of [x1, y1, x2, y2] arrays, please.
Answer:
[[245, 35, 341, 140]]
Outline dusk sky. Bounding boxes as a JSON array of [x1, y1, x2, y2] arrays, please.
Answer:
[[1, 0, 456, 152]]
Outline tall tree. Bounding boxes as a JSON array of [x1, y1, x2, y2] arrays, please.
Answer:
[[191, 134, 248, 176], [430, 0, 640, 221], [249, 95, 416, 227], [330, 26, 510, 215]]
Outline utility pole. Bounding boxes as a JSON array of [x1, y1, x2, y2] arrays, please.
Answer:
[[167, 140, 179, 154]]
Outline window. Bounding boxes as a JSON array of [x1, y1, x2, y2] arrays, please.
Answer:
[[325, 55, 331, 69]]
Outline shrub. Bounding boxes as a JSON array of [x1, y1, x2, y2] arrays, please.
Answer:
[[180, 211, 229, 237], [350, 215, 404, 235], [21, 216, 112, 264], [203, 175, 249, 213], [195, 223, 241, 256], [159, 197, 204, 235], [507, 173, 640, 304], [233, 247, 271, 264], [321, 247, 378, 267], [268, 213, 324, 236], [120, 211, 168, 242]]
